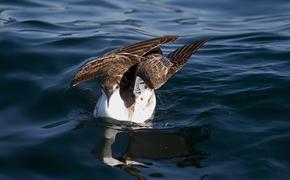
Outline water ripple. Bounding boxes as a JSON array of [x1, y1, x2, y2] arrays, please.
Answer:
[[1, 0, 290, 179]]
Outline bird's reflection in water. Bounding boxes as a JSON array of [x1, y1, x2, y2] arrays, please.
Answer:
[[91, 119, 210, 179]]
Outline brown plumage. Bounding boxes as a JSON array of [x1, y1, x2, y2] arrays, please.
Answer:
[[135, 39, 207, 89], [104, 35, 178, 57], [70, 35, 179, 106], [70, 53, 141, 87], [70, 36, 207, 108], [70, 36, 207, 107], [70, 35, 179, 88]]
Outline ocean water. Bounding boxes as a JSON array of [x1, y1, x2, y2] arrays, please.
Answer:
[[1, 0, 290, 179]]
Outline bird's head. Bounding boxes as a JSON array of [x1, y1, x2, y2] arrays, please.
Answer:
[[101, 78, 120, 107]]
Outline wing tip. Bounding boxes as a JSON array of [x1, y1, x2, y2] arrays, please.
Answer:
[[69, 79, 77, 88], [164, 35, 180, 41], [188, 38, 208, 51], [154, 35, 179, 43], [194, 38, 208, 50], [193, 38, 208, 45], [198, 38, 208, 44], [70, 75, 81, 88]]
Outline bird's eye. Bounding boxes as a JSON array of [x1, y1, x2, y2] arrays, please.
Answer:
[[114, 84, 119, 89]]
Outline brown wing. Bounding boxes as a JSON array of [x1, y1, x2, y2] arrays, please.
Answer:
[[135, 54, 173, 89], [70, 53, 141, 87], [135, 39, 207, 89], [70, 35, 179, 87], [167, 39, 207, 74], [105, 35, 179, 57]]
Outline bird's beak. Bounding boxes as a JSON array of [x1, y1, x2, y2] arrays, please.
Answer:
[[105, 90, 113, 107]]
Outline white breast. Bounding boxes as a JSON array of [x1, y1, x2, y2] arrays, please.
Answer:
[[94, 88, 156, 123]]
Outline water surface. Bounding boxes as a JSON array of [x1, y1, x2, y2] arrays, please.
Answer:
[[1, 0, 290, 179]]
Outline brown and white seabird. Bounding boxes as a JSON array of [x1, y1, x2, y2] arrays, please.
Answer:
[[70, 36, 206, 123]]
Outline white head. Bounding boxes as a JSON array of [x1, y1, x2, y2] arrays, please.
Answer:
[[102, 78, 120, 107]]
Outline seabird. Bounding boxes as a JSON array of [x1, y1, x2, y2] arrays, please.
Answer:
[[70, 36, 206, 123]]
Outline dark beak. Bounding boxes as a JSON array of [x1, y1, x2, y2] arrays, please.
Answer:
[[105, 90, 113, 107]]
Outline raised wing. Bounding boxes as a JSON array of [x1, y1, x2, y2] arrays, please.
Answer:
[[135, 54, 172, 89], [135, 39, 207, 89], [70, 35, 179, 87], [70, 53, 141, 87], [105, 35, 179, 57], [167, 39, 207, 74]]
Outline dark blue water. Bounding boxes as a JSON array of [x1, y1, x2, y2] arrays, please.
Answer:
[[1, 0, 290, 179]]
